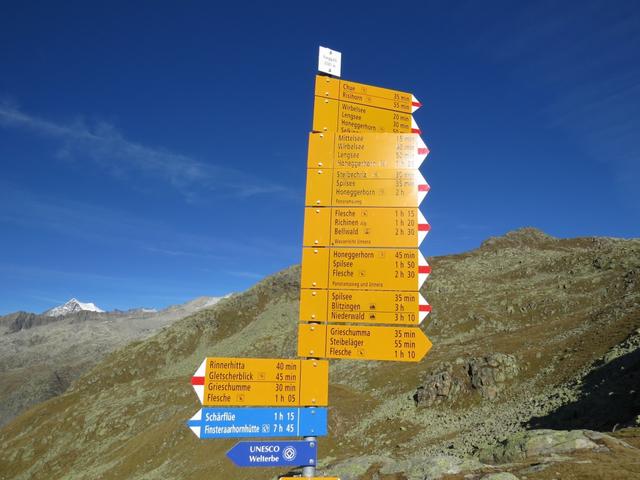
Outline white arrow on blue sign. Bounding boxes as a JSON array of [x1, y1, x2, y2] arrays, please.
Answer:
[[187, 407, 328, 438], [226, 440, 317, 468]]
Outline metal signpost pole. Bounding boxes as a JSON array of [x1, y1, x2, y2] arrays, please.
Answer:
[[300, 46, 341, 480], [302, 436, 316, 477]]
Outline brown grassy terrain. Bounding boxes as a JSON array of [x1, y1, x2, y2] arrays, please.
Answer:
[[0, 228, 638, 480]]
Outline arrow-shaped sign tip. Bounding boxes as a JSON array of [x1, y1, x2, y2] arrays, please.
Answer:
[[417, 329, 433, 361], [417, 172, 430, 205], [187, 409, 202, 438], [411, 116, 421, 134], [191, 359, 206, 403], [411, 94, 422, 113], [418, 210, 430, 246], [418, 292, 431, 324], [418, 251, 431, 289], [416, 136, 430, 167]]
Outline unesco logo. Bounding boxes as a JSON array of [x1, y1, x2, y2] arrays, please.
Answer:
[[282, 446, 297, 462]]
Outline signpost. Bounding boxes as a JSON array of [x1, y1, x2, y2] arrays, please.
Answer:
[[300, 247, 430, 291], [226, 440, 317, 468], [299, 289, 430, 325], [298, 323, 432, 362], [187, 407, 328, 438], [186, 48, 434, 480], [315, 74, 421, 113], [305, 167, 429, 208], [191, 357, 328, 407], [307, 131, 429, 170], [313, 96, 421, 134], [303, 207, 429, 248]]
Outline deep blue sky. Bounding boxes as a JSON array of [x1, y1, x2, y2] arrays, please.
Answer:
[[1, 1, 638, 314]]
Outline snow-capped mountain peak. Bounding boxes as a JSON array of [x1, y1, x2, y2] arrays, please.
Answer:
[[44, 298, 105, 317]]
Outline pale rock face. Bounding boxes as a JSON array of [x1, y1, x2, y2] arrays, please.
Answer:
[[44, 298, 105, 317]]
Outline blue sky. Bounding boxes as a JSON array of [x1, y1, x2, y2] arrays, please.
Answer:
[[0, 1, 638, 314]]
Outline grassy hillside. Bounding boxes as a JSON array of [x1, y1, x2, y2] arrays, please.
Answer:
[[1, 228, 638, 480]]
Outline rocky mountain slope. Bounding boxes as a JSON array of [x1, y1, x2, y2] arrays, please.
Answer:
[[0, 296, 225, 427], [0, 228, 638, 480]]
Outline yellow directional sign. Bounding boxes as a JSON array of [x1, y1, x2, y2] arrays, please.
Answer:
[[300, 247, 430, 291], [315, 74, 420, 114], [305, 168, 429, 207], [313, 97, 420, 134], [297, 324, 432, 362], [303, 207, 429, 248], [299, 289, 430, 325], [190, 357, 328, 407], [307, 131, 429, 170]]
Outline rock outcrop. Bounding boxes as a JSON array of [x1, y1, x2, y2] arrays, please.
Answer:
[[414, 353, 519, 406], [478, 429, 628, 464]]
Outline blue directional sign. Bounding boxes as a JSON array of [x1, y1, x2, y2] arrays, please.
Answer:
[[186, 407, 328, 438], [226, 440, 317, 468]]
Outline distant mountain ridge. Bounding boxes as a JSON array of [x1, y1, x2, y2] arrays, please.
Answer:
[[44, 298, 104, 317], [0, 294, 230, 427], [0, 295, 232, 334]]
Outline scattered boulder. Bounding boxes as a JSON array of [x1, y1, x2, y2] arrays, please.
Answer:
[[413, 364, 465, 407], [323, 455, 395, 480], [326, 454, 484, 480], [381, 454, 483, 480], [468, 354, 520, 400], [479, 429, 609, 464], [414, 353, 519, 406]]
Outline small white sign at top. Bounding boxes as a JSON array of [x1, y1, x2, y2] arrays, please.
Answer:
[[318, 46, 341, 77]]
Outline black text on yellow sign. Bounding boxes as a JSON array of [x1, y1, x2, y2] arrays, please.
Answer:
[[307, 132, 428, 170], [313, 97, 420, 134], [297, 323, 432, 362], [315, 74, 421, 114], [299, 288, 430, 326], [300, 247, 430, 291], [190, 357, 329, 407], [305, 168, 429, 208], [303, 207, 429, 248]]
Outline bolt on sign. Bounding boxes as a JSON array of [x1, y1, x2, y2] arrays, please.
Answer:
[[299, 72, 432, 364], [191, 357, 328, 407]]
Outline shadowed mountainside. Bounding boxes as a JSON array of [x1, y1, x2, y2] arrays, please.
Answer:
[[0, 228, 638, 480]]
